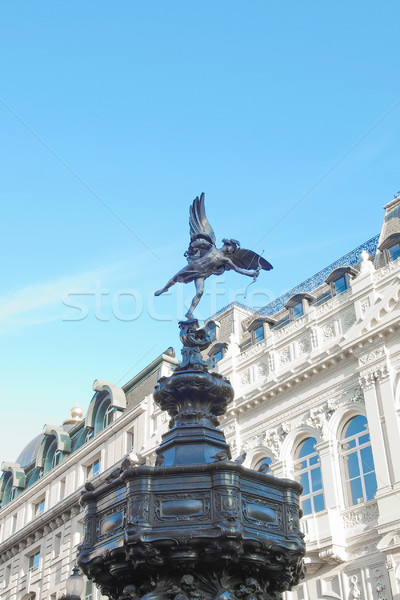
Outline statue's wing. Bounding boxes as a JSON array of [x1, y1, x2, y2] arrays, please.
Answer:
[[189, 193, 216, 245], [228, 248, 273, 271]]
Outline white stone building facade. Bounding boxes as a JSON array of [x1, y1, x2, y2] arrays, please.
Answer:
[[1, 195, 400, 600]]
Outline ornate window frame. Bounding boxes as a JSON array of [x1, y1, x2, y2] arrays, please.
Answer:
[[340, 414, 377, 507], [293, 437, 325, 515]]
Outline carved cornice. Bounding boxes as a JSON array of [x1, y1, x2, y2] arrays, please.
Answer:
[[236, 378, 361, 445]]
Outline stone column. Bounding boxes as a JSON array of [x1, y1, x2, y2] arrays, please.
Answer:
[[359, 366, 392, 493], [374, 366, 400, 485]]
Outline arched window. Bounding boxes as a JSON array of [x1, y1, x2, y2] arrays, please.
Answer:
[[103, 404, 115, 429], [85, 428, 94, 443], [341, 415, 377, 506], [44, 439, 63, 473], [1, 473, 14, 506], [91, 397, 115, 434], [294, 437, 325, 515], [52, 450, 62, 470]]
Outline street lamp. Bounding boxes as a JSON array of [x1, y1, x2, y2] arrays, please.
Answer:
[[66, 565, 84, 600]]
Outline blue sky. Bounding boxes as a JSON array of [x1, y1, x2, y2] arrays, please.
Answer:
[[1, 1, 399, 462]]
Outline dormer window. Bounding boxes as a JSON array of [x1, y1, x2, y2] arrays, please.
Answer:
[[333, 275, 347, 295], [389, 242, 400, 261], [212, 348, 223, 367], [378, 233, 400, 264], [208, 342, 228, 369], [253, 324, 264, 344], [284, 293, 314, 322], [388, 242, 400, 260], [292, 301, 303, 320], [247, 316, 274, 344], [325, 266, 356, 297], [206, 321, 217, 342]]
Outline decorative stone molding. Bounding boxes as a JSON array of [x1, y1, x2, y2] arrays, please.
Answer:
[[316, 296, 343, 316], [322, 322, 335, 342], [342, 311, 357, 332], [361, 298, 371, 314], [242, 432, 268, 453], [318, 546, 347, 564], [359, 369, 376, 391], [359, 347, 386, 366], [70, 504, 81, 518], [223, 423, 236, 436], [386, 557, 393, 570], [238, 339, 267, 363], [34, 529, 42, 541], [373, 567, 388, 600], [259, 423, 290, 458], [373, 259, 400, 282], [310, 326, 318, 348], [350, 574, 362, 600], [297, 337, 311, 356], [255, 361, 268, 378], [359, 362, 391, 391], [276, 316, 306, 338], [342, 501, 379, 529], [279, 348, 290, 366], [240, 369, 250, 387], [268, 352, 275, 371], [303, 554, 323, 575], [346, 542, 377, 559]]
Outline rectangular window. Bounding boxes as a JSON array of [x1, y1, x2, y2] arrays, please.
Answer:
[[29, 551, 40, 572], [34, 498, 45, 517], [4, 563, 11, 586], [53, 532, 62, 558], [87, 458, 101, 479], [74, 521, 84, 547], [213, 349, 223, 367], [292, 302, 303, 320], [253, 325, 264, 344], [11, 514, 17, 534], [59, 478, 66, 501], [389, 242, 400, 261], [127, 431, 135, 453], [333, 275, 347, 295]]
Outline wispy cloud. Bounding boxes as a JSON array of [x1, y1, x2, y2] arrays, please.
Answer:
[[0, 259, 137, 326]]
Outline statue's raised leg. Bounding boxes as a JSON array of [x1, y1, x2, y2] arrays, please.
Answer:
[[185, 278, 204, 319]]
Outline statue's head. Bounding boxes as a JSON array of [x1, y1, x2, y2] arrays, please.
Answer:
[[222, 238, 240, 254]]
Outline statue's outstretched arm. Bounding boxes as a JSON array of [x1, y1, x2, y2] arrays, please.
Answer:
[[225, 258, 258, 277]]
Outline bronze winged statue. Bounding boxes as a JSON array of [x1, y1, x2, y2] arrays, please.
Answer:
[[155, 193, 273, 319]]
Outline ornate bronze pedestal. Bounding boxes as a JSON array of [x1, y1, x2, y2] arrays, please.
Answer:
[[78, 320, 305, 600]]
